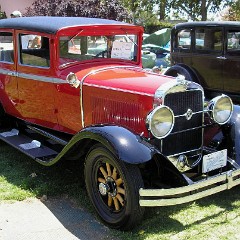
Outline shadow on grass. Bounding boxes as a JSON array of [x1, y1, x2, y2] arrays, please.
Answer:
[[1, 141, 240, 240]]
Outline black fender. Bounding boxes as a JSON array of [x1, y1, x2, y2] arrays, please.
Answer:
[[165, 64, 199, 83], [61, 125, 158, 164], [41, 125, 159, 166], [41, 125, 188, 184]]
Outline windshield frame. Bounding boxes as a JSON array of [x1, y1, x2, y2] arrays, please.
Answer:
[[56, 25, 143, 69]]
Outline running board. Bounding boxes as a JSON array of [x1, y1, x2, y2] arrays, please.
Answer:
[[0, 128, 58, 161]]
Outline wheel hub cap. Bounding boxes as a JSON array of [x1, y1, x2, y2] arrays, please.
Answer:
[[98, 177, 117, 197], [99, 182, 108, 196]]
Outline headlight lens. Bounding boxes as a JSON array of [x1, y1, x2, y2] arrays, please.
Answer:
[[147, 105, 174, 139], [209, 95, 233, 125]]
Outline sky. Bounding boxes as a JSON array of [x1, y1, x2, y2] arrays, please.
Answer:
[[0, 0, 33, 18]]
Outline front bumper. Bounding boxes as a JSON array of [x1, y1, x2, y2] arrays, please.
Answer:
[[139, 168, 240, 207]]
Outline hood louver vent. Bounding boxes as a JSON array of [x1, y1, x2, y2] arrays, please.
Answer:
[[91, 97, 145, 132]]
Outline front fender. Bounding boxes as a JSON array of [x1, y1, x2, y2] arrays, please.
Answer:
[[72, 125, 157, 164], [41, 125, 159, 166], [37, 125, 188, 185]]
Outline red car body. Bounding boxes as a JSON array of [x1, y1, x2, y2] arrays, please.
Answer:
[[0, 17, 239, 230]]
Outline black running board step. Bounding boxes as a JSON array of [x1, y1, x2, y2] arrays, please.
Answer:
[[0, 128, 58, 159]]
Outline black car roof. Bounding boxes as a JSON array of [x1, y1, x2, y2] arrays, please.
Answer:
[[174, 21, 240, 30], [0, 16, 134, 34]]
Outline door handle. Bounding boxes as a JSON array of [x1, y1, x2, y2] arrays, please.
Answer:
[[216, 56, 227, 60]]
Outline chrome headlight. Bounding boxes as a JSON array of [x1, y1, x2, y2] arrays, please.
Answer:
[[208, 95, 233, 125], [146, 105, 175, 139]]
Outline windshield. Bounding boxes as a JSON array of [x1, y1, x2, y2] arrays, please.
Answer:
[[58, 34, 138, 68]]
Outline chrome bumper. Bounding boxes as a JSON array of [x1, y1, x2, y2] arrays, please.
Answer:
[[139, 169, 240, 207]]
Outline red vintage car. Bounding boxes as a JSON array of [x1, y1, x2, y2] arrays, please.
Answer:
[[0, 17, 239, 230]]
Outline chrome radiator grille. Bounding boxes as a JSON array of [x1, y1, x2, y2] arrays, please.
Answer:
[[162, 90, 203, 156]]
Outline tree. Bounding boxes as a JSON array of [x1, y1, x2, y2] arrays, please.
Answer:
[[171, 0, 231, 21], [222, 0, 240, 21], [0, 5, 7, 19], [24, 0, 130, 21]]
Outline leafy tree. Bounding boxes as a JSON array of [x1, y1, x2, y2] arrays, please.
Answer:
[[222, 1, 240, 21], [0, 5, 7, 19], [24, 0, 130, 21], [171, 0, 231, 21]]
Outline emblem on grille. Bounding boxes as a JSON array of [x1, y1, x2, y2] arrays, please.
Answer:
[[185, 109, 193, 120]]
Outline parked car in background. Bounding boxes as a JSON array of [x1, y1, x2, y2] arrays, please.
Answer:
[[142, 28, 171, 68], [165, 21, 240, 104], [0, 17, 239, 230]]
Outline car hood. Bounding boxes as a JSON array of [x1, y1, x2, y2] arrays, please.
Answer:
[[76, 66, 175, 96]]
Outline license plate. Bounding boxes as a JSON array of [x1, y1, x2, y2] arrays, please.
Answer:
[[202, 149, 227, 173]]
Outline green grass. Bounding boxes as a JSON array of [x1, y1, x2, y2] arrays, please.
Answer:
[[1, 140, 240, 240]]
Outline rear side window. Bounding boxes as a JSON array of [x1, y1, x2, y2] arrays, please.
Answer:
[[0, 32, 14, 63], [227, 30, 240, 54], [174, 29, 191, 50], [19, 34, 50, 68], [195, 28, 222, 52]]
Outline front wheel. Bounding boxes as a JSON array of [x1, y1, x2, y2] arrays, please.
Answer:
[[84, 144, 144, 230]]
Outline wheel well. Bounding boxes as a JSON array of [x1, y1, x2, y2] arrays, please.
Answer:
[[63, 139, 99, 161], [165, 64, 199, 84]]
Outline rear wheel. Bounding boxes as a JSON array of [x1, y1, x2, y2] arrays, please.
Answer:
[[85, 144, 144, 230]]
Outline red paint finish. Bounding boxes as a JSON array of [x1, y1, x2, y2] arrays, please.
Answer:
[[0, 18, 175, 136]]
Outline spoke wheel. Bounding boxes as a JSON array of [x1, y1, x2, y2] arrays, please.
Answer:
[[85, 144, 144, 230]]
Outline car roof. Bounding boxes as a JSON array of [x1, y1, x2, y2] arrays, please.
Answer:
[[173, 21, 240, 30], [0, 17, 135, 34]]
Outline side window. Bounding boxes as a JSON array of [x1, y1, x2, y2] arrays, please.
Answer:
[[0, 32, 14, 63], [19, 34, 50, 68], [174, 29, 191, 50], [195, 28, 222, 52], [227, 30, 240, 54]]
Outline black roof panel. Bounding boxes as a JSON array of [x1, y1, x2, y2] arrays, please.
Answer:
[[174, 21, 240, 30], [0, 17, 134, 34]]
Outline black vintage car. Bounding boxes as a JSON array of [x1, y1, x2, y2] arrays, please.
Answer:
[[165, 21, 240, 104]]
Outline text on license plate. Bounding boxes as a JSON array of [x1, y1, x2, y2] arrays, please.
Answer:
[[202, 149, 227, 173]]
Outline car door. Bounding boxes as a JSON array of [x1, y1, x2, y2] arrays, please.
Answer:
[[171, 28, 193, 67], [16, 30, 59, 129], [191, 27, 224, 98], [0, 30, 21, 117], [223, 28, 240, 104]]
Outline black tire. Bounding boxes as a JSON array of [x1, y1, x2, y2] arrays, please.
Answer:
[[165, 65, 196, 82], [84, 144, 144, 230], [0, 104, 7, 127]]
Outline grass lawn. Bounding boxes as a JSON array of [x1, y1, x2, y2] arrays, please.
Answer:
[[1, 141, 240, 240]]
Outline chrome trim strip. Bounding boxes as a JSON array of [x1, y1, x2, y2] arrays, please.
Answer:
[[80, 65, 143, 128], [18, 72, 66, 84], [139, 168, 240, 207], [0, 69, 15, 75], [0, 68, 66, 84]]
